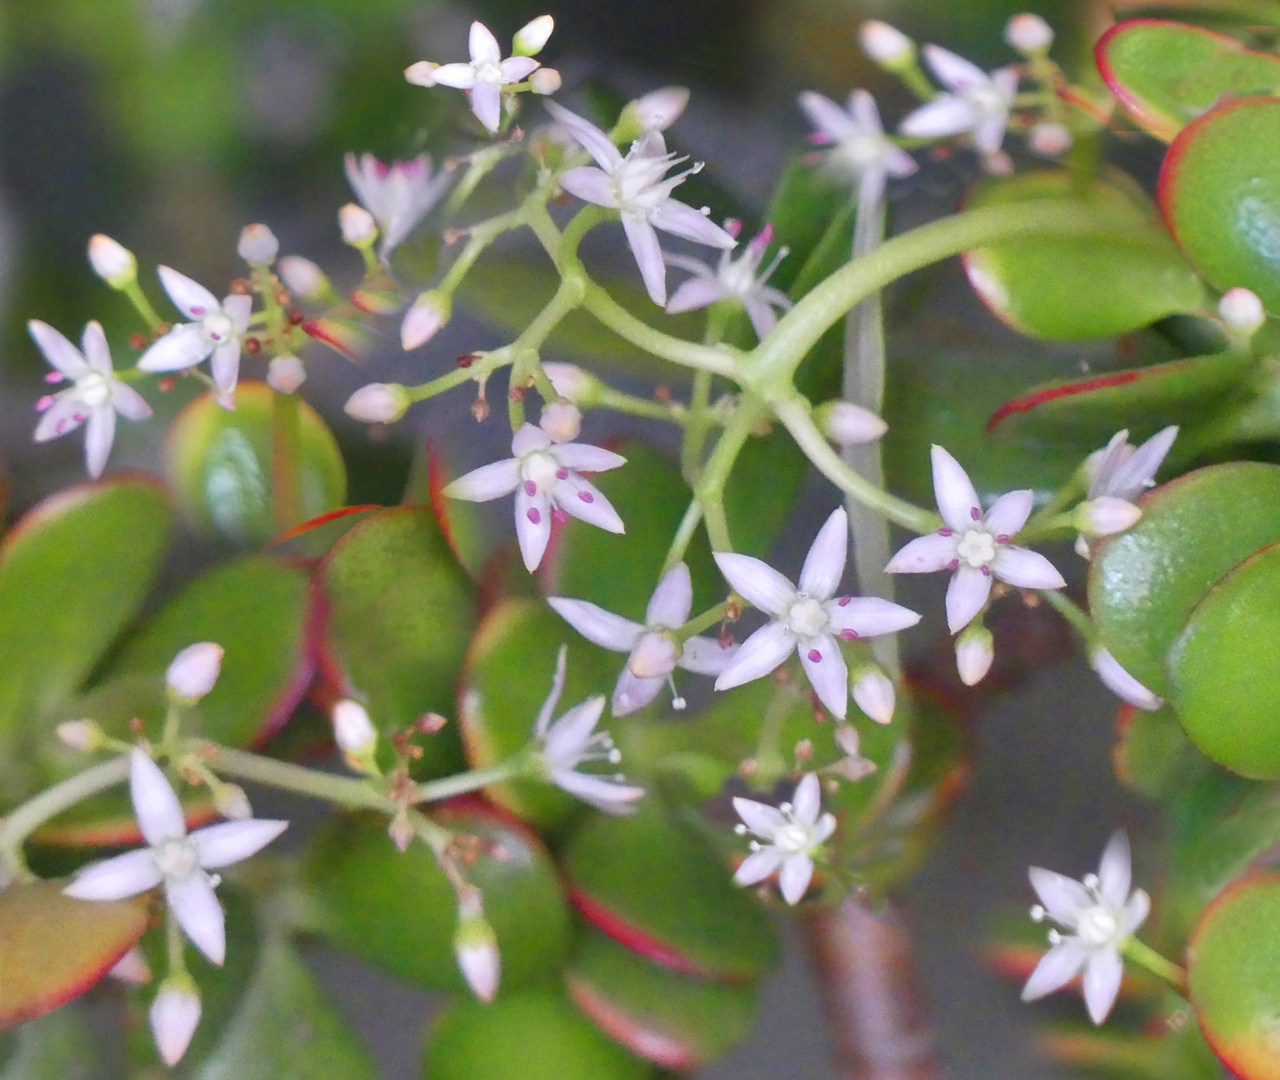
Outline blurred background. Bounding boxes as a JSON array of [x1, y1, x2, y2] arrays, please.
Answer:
[[0, 0, 1159, 1076]]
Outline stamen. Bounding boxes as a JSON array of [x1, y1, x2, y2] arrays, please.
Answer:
[[996, 534, 1010, 543], [578, 491, 594, 503], [556, 468, 568, 480], [946, 558, 959, 571], [524, 480, 536, 496], [807, 649, 822, 662], [939, 527, 953, 537], [838, 596, 850, 606], [191, 307, 206, 316], [527, 508, 541, 524], [841, 630, 858, 640], [44, 372, 64, 384], [970, 507, 981, 520], [552, 507, 568, 524]]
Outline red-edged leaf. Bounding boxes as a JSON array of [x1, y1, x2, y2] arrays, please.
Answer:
[[301, 317, 376, 363]]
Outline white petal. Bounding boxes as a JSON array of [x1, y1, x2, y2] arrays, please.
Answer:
[[885, 144, 919, 178], [991, 546, 1066, 590], [112, 382, 153, 422], [744, 297, 781, 341], [429, 62, 478, 89], [798, 91, 856, 141], [33, 396, 86, 443], [553, 771, 644, 814], [533, 645, 568, 738], [512, 422, 552, 456], [191, 819, 287, 869], [166, 872, 226, 966], [470, 82, 502, 133], [798, 507, 848, 600], [468, 21, 500, 65], [885, 532, 956, 574], [612, 668, 665, 716], [1122, 889, 1151, 937], [552, 442, 627, 473], [899, 96, 978, 139], [81, 321, 114, 375], [849, 89, 884, 134], [514, 485, 553, 572], [792, 774, 821, 825], [714, 621, 795, 690], [559, 166, 619, 208], [223, 293, 252, 335], [130, 749, 187, 846], [1112, 426, 1177, 498], [555, 475, 625, 533], [733, 797, 786, 837], [158, 266, 220, 320], [827, 596, 921, 638], [137, 323, 211, 373], [543, 101, 624, 172], [547, 597, 641, 653], [210, 341, 241, 399], [498, 56, 540, 83], [150, 982, 201, 1066], [64, 849, 163, 901], [714, 553, 795, 616], [646, 562, 692, 627], [1096, 831, 1132, 909], [542, 697, 607, 765], [778, 853, 815, 905], [799, 633, 848, 719], [1028, 867, 1093, 926], [1021, 939, 1089, 1001], [84, 407, 115, 479], [1091, 649, 1162, 711], [665, 275, 728, 314], [1082, 949, 1123, 1024], [931, 445, 982, 531], [649, 200, 737, 248], [733, 847, 784, 887], [444, 458, 521, 502], [945, 565, 992, 633], [623, 216, 667, 306], [974, 113, 1009, 155], [983, 489, 1033, 538], [922, 44, 990, 92], [678, 635, 736, 676], [29, 320, 90, 378]]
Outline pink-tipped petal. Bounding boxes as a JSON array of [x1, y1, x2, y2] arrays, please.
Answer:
[[799, 634, 848, 719], [714, 621, 795, 690], [158, 267, 220, 321], [547, 597, 641, 653], [945, 565, 992, 633], [798, 507, 848, 600], [714, 553, 795, 616]]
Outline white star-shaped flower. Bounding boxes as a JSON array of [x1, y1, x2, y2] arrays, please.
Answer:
[[532, 646, 645, 813], [443, 422, 626, 573], [545, 100, 737, 306], [1075, 427, 1177, 557], [798, 89, 918, 209], [63, 749, 287, 966], [899, 45, 1019, 156], [404, 21, 541, 133], [714, 507, 921, 720], [344, 153, 453, 257], [136, 268, 253, 406], [732, 773, 835, 905], [29, 320, 152, 479], [548, 561, 737, 716], [665, 221, 793, 340], [1022, 830, 1150, 1025], [885, 445, 1065, 633]]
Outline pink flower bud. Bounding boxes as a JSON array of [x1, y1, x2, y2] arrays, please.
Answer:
[[150, 975, 201, 1066], [339, 203, 378, 247], [513, 14, 554, 56], [454, 891, 500, 1003], [237, 223, 279, 265], [267, 354, 306, 395], [277, 255, 329, 301], [332, 699, 377, 756], [401, 291, 450, 350], [88, 234, 137, 287], [852, 669, 895, 725], [530, 67, 562, 95], [1080, 495, 1142, 538], [1029, 122, 1072, 157], [1005, 13, 1054, 54], [166, 642, 224, 702], [214, 783, 252, 820], [1219, 287, 1265, 334], [57, 719, 102, 752], [541, 362, 599, 405], [344, 383, 409, 424], [1091, 648, 1162, 711], [404, 61, 439, 87], [955, 625, 994, 686], [630, 86, 690, 132], [539, 401, 582, 443], [819, 401, 888, 445], [859, 21, 914, 67]]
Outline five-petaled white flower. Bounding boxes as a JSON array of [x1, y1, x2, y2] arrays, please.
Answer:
[[899, 45, 1019, 157], [137, 267, 253, 407], [885, 445, 1065, 633], [665, 221, 793, 340], [1022, 830, 1150, 1025], [532, 646, 645, 813], [1075, 427, 1177, 557], [799, 89, 918, 211], [404, 21, 541, 133], [63, 749, 287, 966], [714, 507, 921, 720], [444, 422, 626, 573], [732, 773, 835, 905], [548, 561, 737, 716], [29, 320, 152, 479], [344, 153, 452, 258], [545, 100, 737, 306]]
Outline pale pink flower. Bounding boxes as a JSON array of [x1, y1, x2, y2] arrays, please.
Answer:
[[799, 89, 917, 209], [733, 773, 835, 905], [900, 46, 1019, 156], [666, 221, 792, 340], [344, 153, 451, 257], [1076, 427, 1176, 557]]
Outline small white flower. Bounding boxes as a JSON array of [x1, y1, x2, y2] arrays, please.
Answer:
[[63, 749, 287, 966], [87, 235, 137, 287], [1075, 427, 1177, 557], [1218, 287, 1265, 335], [1022, 830, 1150, 1024], [1090, 648, 1162, 711], [665, 221, 793, 340], [338, 203, 378, 247], [30, 320, 153, 479], [344, 153, 451, 257], [715, 507, 921, 720], [57, 720, 102, 752], [541, 362, 600, 406], [136, 268, 253, 405], [332, 699, 378, 756], [107, 946, 151, 986], [532, 647, 645, 813], [166, 642, 224, 703], [529, 68, 562, 95], [444, 423, 626, 572], [732, 773, 835, 905], [545, 100, 736, 306], [404, 21, 541, 133], [900, 46, 1019, 157], [400, 291, 451, 351], [539, 401, 582, 444], [885, 445, 1065, 633], [236, 223, 279, 266], [549, 562, 737, 716], [799, 89, 918, 209], [819, 400, 889, 446], [1029, 121, 1072, 157]]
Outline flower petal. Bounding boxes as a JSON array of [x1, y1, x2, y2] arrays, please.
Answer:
[[778, 853, 815, 905], [547, 597, 641, 653], [429, 62, 478, 89], [733, 847, 784, 887], [991, 546, 1066, 590], [555, 475, 625, 534], [646, 561, 692, 627], [84, 406, 115, 479], [1082, 948, 1123, 1024], [1021, 939, 1089, 1001], [714, 620, 795, 690], [679, 634, 735, 676], [559, 166, 619, 208], [884, 532, 956, 575], [191, 819, 288, 870], [166, 872, 226, 966], [945, 565, 992, 633], [732, 796, 787, 838], [552, 442, 627, 473], [1112, 426, 1177, 498], [542, 696, 607, 765], [899, 95, 977, 139], [533, 645, 568, 738], [791, 773, 821, 825], [1122, 889, 1151, 937], [130, 749, 187, 846], [553, 771, 644, 814], [798, 507, 848, 600], [1095, 831, 1132, 909], [611, 668, 664, 716], [514, 485, 553, 571], [112, 382, 154, 422], [622, 216, 668, 305], [665, 275, 728, 314], [1028, 867, 1093, 926], [649, 200, 736, 248], [498, 56, 540, 83], [137, 323, 211, 373], [714, 553, 795, 616], [827, 595, 921, 637], [544, 101, 624, 172], [799, 633, 848, 719], [29, 320, 90, 379], [468, 21, 500, 65], [983, 489, 1033, 538], [974, 112, 1009, 155], [922, 44, 990, 92], [798, 91, 856, 141], [80, 321, 114, 375], [444, 458, 521, 502], [63, 849, 163, 901], [930, 445, 981, 531], [33, 396, 86, 443], [210, 341, 241, 399], [158, 266, 220, 321], [1092, 649, 1162, 711]]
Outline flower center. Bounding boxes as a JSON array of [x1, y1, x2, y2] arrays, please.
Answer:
[[154, 838, 199, 880], [773, 822, 814, 854], [1075, 905, 1119, 947], [475, 61, 503, 84], [201, 312, 234, 344], [837, 133, 886, 169], [955, 528, 997, 569], [521, 450, 562, 493], [965, 84, 1005, 117], [77, 373, 111, 409], [786, 596, 829, 639]]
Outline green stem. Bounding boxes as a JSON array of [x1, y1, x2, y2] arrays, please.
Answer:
[[122, 281, 164, 331], [1124, 937, 1188, 994], [1038, 588, 1095, 644], [413, 758, 525, 803], [663, 496, 706, 573], [696, 398, 766, 551], [203, 746, 393, 813], [582, 285, 741, 377], [677, 601, 731, 642], [596, 386, 688, 425], [407, 353, 506, 404]]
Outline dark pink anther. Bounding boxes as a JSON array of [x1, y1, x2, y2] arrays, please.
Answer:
[[838, 596, 850, 606], [725, 218, 743, 239], [841, 630, 858, 641], [44, 372, 64, 384], [36, 395, 54, 412], [578, 491, 594, 503], [939, 527, 953, 537], [981, 566, 991, 576], [947, 558, 959, 571], [970, 507, 981, 520], [527, 508, 541, 525], [209, 332, 221, 341], [73, 413, 86, 423], [56, 420, 67, 434], [996, 534, 1010, 544], [555, 467, 568, 480], [524, 480, 537, 496], [191, 307, 206, 316], [807, 649, 822, 663]]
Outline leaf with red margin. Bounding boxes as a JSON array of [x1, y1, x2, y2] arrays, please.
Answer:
[[986, 350, 1252, 441], [265, 504, 382, 565], [300, 317, 376, 363], [1096, 20, 1280, 142], [0, 882, 150, 1030]]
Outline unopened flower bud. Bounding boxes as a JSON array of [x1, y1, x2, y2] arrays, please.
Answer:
[[108, 947, 151, 985], [628, 633, 679, 680], [339, 203, 378, 248], [345, 382, 410, 424], [332, 698, 379, 774], [277, 255, 330, 302], [539, 401, 582, 443], [530, 68, 562, 95], [57, 719, 104, 752], [513, 14, 554, 57], [955, 624, 994, 686], [388, 809, 414, 852], [1219, 287, 1265, 335], [1029, 121, 1072, 157], [1077, 495, 1142, 538], [401, 291, 451, 350], [150, 974, 201, 1066], [859, 20, 914, 67], [627, 86, 690, 134], [88, 234, 137, 288], [214, 783, 252, 821], [404, 61, 439, 88], [1091, 647, 1162, 711], [817, 400, 888, 445], [541, 362, 601, 406], [166, 642, 224, 703], [237, 223, 279, 266], [454, 891, 500, 1003], [267, 354, 306, 395], [852, 667, 895, 725], [1005, 13, 1054, 54]]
